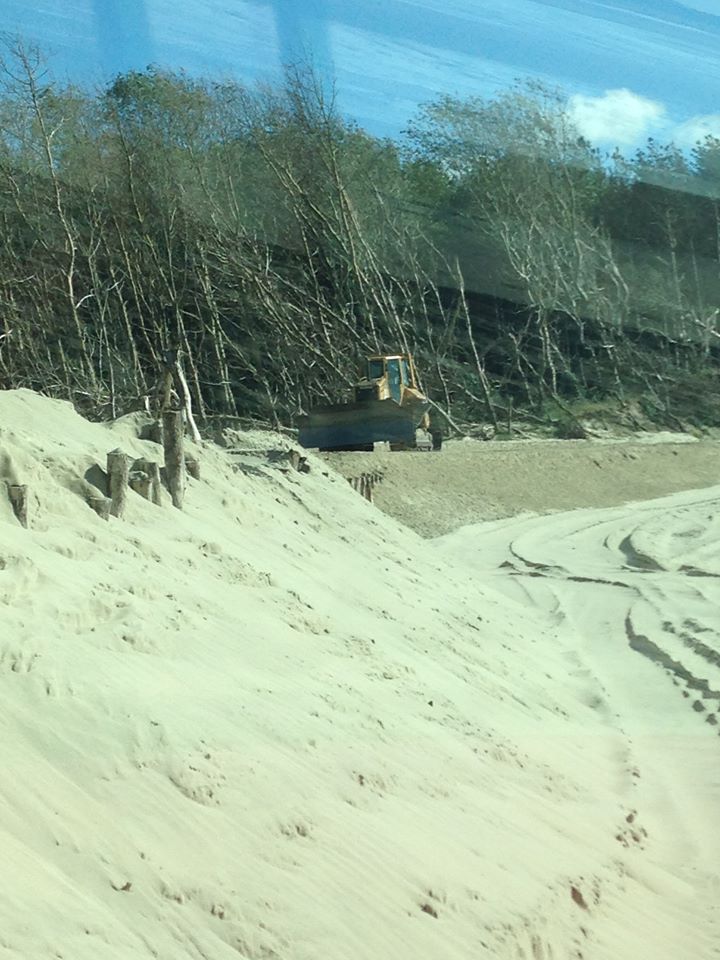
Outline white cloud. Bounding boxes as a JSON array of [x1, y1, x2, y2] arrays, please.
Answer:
[[567, 90, 720, 153], [568, 88, 666, 147], [672, 113, 720, 147]]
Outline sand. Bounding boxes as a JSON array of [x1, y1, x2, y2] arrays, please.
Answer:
[[437, 489, 720, 959], [326, 435, 720, 536], [1, 388, 718, 960]]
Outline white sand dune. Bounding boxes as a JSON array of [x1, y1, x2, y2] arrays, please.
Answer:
[[1, 389, 718, 959]]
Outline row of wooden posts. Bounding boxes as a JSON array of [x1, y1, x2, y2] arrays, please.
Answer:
[[4, 409, 199, 529], [5, 402, 382, 528], [347, 471, 383, 503], [91, 409, 199, 520]]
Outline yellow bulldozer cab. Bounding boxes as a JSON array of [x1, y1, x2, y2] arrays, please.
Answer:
[[364, 355, 421, 403]]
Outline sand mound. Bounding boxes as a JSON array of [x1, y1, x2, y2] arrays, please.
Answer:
[[1, 389, 718, 959]]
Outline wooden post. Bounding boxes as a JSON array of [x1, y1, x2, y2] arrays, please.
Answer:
[[87, 496, 111, 520], [158, 365, 174, 415], [6, 483, 28, 528], [185, 456, 201, 481], [162, 409, 185, 509], [134, 459, 162, 505], [362, 475, 374, 502], [162, 349, 202, 445], [347, 474, 375, 503], [144, 420, 163, 445], [129, 471, 152, 500], [107, 449, 129, 518]]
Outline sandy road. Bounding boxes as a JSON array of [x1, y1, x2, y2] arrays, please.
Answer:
[[439, 486, 720, 960], [326, 437, 720, 536]]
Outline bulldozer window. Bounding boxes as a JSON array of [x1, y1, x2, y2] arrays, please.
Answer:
[[386, 358, 402, 401], [401, 358, 411, 386], [367, 359, 385, 381]]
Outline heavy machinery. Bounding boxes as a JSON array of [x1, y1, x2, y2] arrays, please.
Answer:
[[298, 354, 438, 452]]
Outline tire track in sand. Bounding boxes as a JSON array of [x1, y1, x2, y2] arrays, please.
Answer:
[[439, 485, 720, 959]]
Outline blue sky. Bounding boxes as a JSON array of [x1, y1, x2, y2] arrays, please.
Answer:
[[3, 0, 720, 150]]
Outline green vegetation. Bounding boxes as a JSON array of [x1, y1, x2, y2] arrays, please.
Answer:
[[0, 41, 718, 433]]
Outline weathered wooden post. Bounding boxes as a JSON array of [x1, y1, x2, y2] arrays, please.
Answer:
[[162, 409, 185, 509], [134, 459, 162, 505], [106, 449, 129, 518], [347, 474, 375, 503], [162, 349, 202, 445], [185, 456, 201, 481], [87, 496, 111, 520], [129, 470, 152, 501], [143, 420, 163, 445], [6, 483, 28, 527]]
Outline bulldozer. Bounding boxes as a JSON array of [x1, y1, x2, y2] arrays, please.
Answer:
[[298, 354, 439, 452]]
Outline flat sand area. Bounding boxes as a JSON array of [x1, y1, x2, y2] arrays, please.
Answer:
[[1, 391, 718, 960], [326, 435, 720, 535]]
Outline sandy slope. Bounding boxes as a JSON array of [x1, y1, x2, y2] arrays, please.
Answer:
[[1, 389, 718, 959]]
